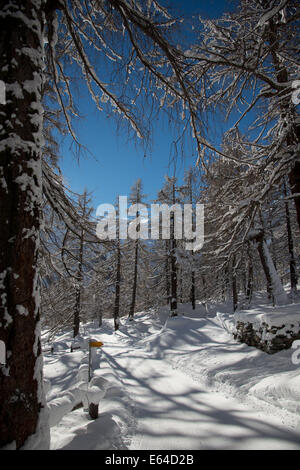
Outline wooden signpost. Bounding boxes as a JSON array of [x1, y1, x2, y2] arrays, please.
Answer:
[[88, 340, 104, 419], [88, 340, 103, 382], [89, 341, 103, 348]]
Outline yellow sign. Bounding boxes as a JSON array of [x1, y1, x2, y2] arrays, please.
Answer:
[[89, 341, 103, 347]]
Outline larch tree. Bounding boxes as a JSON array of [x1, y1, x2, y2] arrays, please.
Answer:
[[187, 0, 300, 229], [128, 178, 147, 320], [157, 175, 182, 316], [60, 190, 95, 338]]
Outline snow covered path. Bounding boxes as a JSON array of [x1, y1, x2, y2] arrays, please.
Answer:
[[101, 335, 300, 450], [46, 310, 300, 450]]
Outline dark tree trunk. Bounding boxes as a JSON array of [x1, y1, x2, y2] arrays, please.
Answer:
[[170, 184, 177, 316], [232, 258, 238, 312], [201, 275, 206, 301], [283, 181, 298, 295], [190, 269, 196, 310], [73, 284, 81, 338], [170, 240, 177, 316], [289, 160, 300, 232], [73, 227, 84, 338], [114, 237, 121, 330], [222, 265, 229, 301], [129, 239, 138, 320], [0, 0, 49, 449], [256, 235, 274, 303], [245, 243, 254, 305], [98, 310, 103, 328], [165, 240, 170, 305]]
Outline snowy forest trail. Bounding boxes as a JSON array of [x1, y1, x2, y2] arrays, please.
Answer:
[[47, 311, 300, 450], [96, 317, 300, 450]]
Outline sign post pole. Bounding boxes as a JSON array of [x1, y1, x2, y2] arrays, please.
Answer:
[[88, 340, 104, 382]]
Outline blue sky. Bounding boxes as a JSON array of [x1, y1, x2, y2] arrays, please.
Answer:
[[58, 1, 238, 211]]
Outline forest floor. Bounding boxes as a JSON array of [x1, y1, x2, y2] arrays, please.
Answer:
[[43, 299, 300, 450]]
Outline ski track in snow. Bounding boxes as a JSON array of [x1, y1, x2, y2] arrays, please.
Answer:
[[45, 309, 300, 450]]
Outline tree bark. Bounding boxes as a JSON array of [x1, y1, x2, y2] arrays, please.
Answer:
[[190, 268, 196, 310], [114, 237, 121, 330], [170, 241, 177, 315], [283, 181, 298, 296], [245, 243, 254, 305], [170, 183, 177, 316], [0, 0, 49, 449], [250, 231, 288, 306], [129, 239, 138, 320], [232, 259, 238, 312], [289, 160, 300, 232], [73, 226, 84, 338], [165, 240, 170, 305]]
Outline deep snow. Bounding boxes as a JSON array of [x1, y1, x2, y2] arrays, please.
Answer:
[[42, 302, 300, 450]]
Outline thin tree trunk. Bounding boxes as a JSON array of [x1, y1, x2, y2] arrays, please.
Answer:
[[170, 184, 177, 316], [73, 284, 81, 338], [170, 239, 177, 316], [188, 177, 196, 310], [129, 240, 138, 320], [0, 0, 49, 449], [190, 268, 196, 310], [177, 267, 182, 304], [165, 240, 170, 305], [289, 161, 300, 232], [202, 275, 206, 301], [114, 237, 121, 330], [245, 243, 254, 305], [232, 258, 238, 312], [250, 231, 288, 306], [283, 181, 298, 296], [222, 265, 229, 301], [73, 228, 84, 338], [98, 309, 103, 328]]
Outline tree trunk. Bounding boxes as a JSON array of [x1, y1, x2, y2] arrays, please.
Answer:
[[245, 243, 254, 305], [283, 181, 298, 296], [170, 185, 177, 316], [232, 259, 238, 312], [73, 227, 84, 338], [114, 237, 121, 330], [289, 160, 300, 232], [129, 239, 138, 320], [251, 231, 288, 306], [170, 241, 177, 316], [201, 275, 206, 301], [0, 0, 49, 449], [98, 310, 103, 328], [190, 268, 196, 310], [165, 240, 170, 305], [222, 265, 229, 301], [73, 285, 81, 338]]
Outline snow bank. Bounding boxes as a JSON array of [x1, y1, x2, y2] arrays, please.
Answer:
[[249, 370, 300, 414], [48, 386, 84, 428], [135, 311, 300, 421], [234, 305, 300, 354]]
